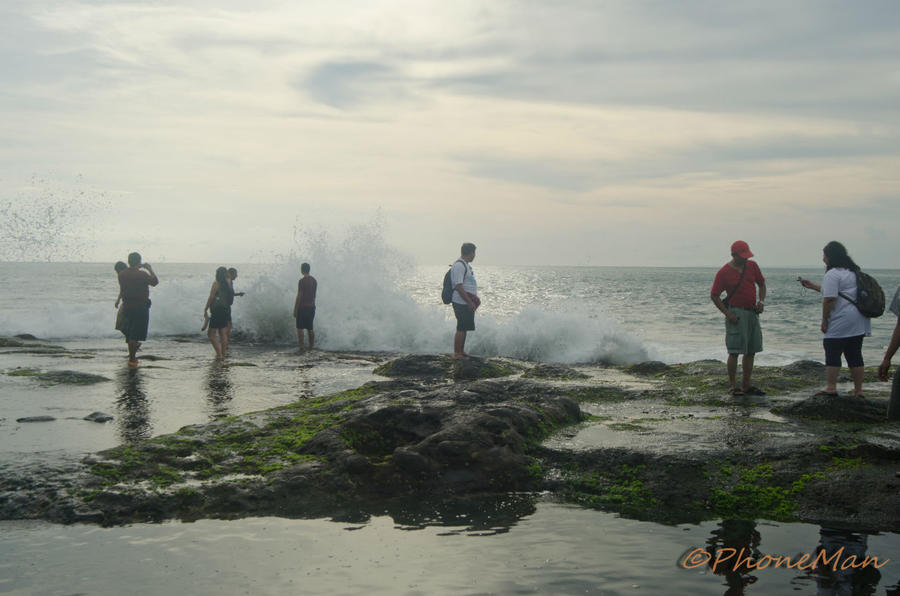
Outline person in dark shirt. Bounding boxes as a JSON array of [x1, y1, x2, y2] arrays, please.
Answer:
[[117, 252, 159, 365], [203, 266, 234, 359], [113, 261, 128, 335], [710, 241, 767, 397], [292, 262, 317, 351]]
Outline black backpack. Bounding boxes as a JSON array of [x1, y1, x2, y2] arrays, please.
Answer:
[[441, 260, 467, 304], [839, 270, 885, 318]]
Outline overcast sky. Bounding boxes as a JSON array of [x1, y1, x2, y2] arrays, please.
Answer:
[[1, 0, 898, 267]]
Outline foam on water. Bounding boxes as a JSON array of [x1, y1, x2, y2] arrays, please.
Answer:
[[0, 221, 650, 365]]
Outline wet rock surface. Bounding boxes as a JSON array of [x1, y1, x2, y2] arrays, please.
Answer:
[[83, 412, 115, 423], [0, 355, 897, 531], [522, 363, 589, 380]]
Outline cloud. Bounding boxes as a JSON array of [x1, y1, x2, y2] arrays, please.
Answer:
[[300, 61, 402, 108]]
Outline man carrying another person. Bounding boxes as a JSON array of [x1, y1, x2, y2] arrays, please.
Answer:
[[117, 252, 159, 365], [711, 241, 767, 396]]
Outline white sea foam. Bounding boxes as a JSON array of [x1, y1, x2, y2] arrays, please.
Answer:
[[0, 221, 651, 365]]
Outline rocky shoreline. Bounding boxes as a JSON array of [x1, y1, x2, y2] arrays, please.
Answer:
[[2, 352, 899, 530]]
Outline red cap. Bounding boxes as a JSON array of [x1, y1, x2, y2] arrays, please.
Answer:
[[731, 240, 753, 259]]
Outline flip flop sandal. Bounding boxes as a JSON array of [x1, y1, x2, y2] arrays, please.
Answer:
[[744, 386, 766, 396], [730, 387, 745, 396], [812, 391, 839, 397]]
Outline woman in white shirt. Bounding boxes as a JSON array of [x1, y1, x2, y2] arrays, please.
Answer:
[[799, 241, 871, 397]]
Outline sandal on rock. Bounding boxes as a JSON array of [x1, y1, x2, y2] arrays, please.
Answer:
[[744, 386, 766, 396], [730, 387, 745, 396], [813, 390, 839, 397]]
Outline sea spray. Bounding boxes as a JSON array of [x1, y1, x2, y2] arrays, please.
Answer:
[[0, 219, 652, 364], [0, 175, 109, 262]]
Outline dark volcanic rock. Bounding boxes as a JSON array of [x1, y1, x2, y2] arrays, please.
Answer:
[[16, 416, 56, 423], [84, 412, 114, 423], [37, 371, 110, 385], [374, 354, 515, 381], [778, 394, 889, 423], [374, 354, 450, 377], [625, 361, 670, 376], [781, 360, 826, 378]]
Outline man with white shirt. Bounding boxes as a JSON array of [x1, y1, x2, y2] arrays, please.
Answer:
[[451, 243, 480, 359]]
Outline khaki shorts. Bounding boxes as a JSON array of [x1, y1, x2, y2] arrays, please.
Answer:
[[725, 307, 763, 355]]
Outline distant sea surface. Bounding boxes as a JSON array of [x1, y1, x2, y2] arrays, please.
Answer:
[[2, 261, 898, 366]]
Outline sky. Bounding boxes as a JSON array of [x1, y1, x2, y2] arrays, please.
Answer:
[[1, 0, 899, 267]]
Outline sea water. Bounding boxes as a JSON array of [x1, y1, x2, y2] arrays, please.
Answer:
[[1, 256, 899, 595], [2, 261, 899, 366]]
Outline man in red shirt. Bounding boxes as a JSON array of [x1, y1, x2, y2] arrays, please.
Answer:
[[711, 241, 767, 396], [118, 252, 159, 365], [293, 262, 317, 351]]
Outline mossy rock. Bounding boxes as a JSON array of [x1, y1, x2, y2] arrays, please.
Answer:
[[0, 338, 25, 348], [374, 355, 452, 377], [624, 361, 670, 376], [523, 364, 590, 380], [776, 394, 889, 423], [452, 357, 516, 380]]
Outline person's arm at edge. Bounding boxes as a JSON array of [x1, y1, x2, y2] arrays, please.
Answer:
[[203, 282, 217, 318], [800, 279, 822, 292], [711, 294, 738, 324], [878, 318, 900, 381], [143, 263, 159, 286], [821, 297, 836, 333], [293, 281, 302, 319], [756, 280, 767, 314]]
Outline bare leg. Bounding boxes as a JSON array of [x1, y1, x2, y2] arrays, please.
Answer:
[[307, 329, 314, 350], [297, 329, 305, 350], [454, 330, 468, 358], [726, 353, 738, 390], [127, 341, 140, 364], [208, 328, 223, 358], [222, 324, 231, 357], [825, 365, 840, 393], [849, 366, 864, 396], [741, 354, 755, 391]]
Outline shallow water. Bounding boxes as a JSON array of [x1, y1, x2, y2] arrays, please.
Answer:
[[2, 262, 900, 594], [2, 502, 898, 596]]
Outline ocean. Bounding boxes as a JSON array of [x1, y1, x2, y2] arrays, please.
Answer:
[[1, 259, 899, 595], [2, 261, 899, 366]]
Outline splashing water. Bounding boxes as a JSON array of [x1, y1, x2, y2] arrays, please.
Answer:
[[0, 174, 109, 262], [0, 217, 650, 365]]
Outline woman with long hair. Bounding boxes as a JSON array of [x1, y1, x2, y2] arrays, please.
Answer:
[[203, 266, 235, 359], [799, 241, 872, 397]]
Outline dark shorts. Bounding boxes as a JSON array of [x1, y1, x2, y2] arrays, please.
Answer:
[[823, 335, 864, 367], [121, 306, 150, 342], [452, 302, 475, 332], [296, 306, 316, 330], [209, 306, 231, 330]]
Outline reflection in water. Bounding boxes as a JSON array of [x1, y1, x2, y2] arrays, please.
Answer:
[[114, 366, 152, 443], [204, 361, 234, 420], [802, 527, 883, 596], [329, 494, 538, 535], [705, 519, 762, 596]]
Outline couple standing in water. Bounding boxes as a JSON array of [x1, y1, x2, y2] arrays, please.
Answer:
[[202, 267, 244, 359], [202, 262, 317, 359]]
